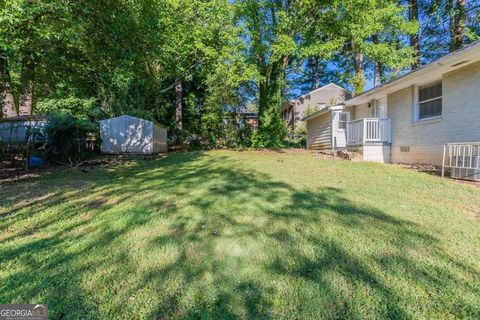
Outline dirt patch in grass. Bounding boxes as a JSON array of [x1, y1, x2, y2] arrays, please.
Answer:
[[163, 200, 173, 208], [473, 211, 479, 220], [85, 196, 121, 209], [86, 199, 107, 209], [81, 212, 93, 221], [13, 192, 57, 209], [0, 167, 53, 182]]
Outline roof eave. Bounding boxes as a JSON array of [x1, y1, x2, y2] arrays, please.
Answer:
[[301, 105, 344, 122]]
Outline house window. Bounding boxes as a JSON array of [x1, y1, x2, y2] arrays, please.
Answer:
[[418, 82, 442, 120], [338, 113, 348, 130]]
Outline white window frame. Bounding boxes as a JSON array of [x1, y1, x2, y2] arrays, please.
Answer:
[[337, 112, 349, 131], [413, 80, 442, 122]]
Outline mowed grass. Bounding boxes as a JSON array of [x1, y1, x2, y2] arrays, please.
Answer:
[[1, 150, 480, 319]]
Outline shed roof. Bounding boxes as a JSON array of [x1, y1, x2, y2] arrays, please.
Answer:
[[100, 115, 149, 123], [100, 115, 168, 128], [1, 115, 48, 122]]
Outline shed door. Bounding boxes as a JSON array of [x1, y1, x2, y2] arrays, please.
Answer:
[[333, 111, 350, 149]]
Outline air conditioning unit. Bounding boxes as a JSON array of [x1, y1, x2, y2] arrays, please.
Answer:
[[451, 167, 480, 181], [450, 155, 480, 181]]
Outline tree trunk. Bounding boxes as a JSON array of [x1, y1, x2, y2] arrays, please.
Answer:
[[0, 54, 17, 118], [19, 56, 35, 116], [374, 64, 381, 88], [309, 57, 321, 90], [372, 34, 384, 87], [450, 0, 466, 51], [353, 52, 365, 95], [256, 59, 286, 145], [175, 81, 183, 131], [19, 89, 33, 116], [408, 0, 420, 69]]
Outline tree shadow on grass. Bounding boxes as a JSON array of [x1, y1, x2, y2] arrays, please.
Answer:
[[0, 151, 479, 319]]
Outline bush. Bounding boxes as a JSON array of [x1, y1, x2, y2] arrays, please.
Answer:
[[251, 111, 286, 148], [284, 124, 306, 148], [45, 113, 98, 162], [200, 111, 255, 149]]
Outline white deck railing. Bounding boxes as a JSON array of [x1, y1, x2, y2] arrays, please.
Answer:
[[442, 143, 480, 181], [347, 118, 391, 145]]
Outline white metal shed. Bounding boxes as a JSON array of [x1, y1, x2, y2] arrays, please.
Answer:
[[100, 115, 167, 154]]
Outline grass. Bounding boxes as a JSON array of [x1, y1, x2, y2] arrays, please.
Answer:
[[0, 150, 479, 319]]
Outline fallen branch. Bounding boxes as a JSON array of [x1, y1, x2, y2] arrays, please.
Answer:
[[52, 158, 87, 169]]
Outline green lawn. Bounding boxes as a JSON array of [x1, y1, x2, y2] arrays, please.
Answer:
[[1, 150, 479, 319]]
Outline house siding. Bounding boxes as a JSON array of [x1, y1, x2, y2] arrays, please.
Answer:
[[353, 103, 372, 120], [306, 112, 332, 150], [288, 85, 347, 128], [388, 60, 480, 165]]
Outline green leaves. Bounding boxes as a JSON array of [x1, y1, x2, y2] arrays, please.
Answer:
[[0, 0, 455, 144]]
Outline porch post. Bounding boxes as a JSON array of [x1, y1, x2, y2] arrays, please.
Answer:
[[362, 119, 366, 144], [388, 118, 392, 143], [442, 144, 446, 178]]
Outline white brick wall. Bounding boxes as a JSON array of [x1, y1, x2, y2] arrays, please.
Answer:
[[387, 60, 480, 165], [353, 103, 372, 119]]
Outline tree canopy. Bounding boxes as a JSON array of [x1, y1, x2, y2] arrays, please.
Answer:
[[1, 0, 478, 146]]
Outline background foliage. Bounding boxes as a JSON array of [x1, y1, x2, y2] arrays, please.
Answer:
[[1, 0, 478, 147]]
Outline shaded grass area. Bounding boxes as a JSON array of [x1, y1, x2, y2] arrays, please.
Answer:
[[0, 150, 479, 319]]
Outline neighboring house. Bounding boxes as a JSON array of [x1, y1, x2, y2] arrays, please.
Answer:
[[241, 112, 258, 129], [304, 41, 480, 165], [222, 112, 258, 129], [282, 83, 348, 131]]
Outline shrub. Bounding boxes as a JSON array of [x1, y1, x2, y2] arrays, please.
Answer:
[[45, 113, 98, 162], [251, 109, 286, 148], [284, 123, 306, 148]]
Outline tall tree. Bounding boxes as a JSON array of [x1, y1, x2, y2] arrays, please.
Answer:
[[450, 0, 467, 51], [175, 82, 183, 131], [308, 57, 322, 90], [353, 51, 365, 94], [408, 0, 420, 69], [0, 0, 79, 117], [371, 34, 385, 87], [0, 53, 17, 118], [241, 0, 299, 147], [322, 0, 417, 95], [420, 0, 478, 62]]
